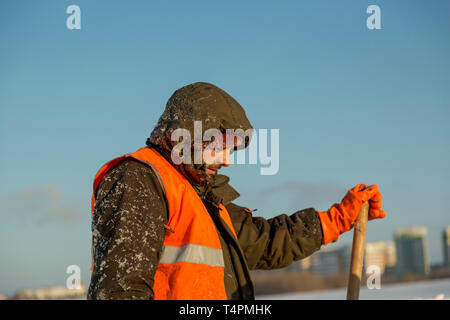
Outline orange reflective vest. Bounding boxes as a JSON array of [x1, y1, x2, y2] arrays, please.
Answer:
[[91, 147, 238, 300]]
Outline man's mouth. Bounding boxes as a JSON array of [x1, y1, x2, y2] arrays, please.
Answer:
[[205, 165, 222, 175]]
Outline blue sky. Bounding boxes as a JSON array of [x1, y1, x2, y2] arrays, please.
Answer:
[[1, 0, 449, 296]]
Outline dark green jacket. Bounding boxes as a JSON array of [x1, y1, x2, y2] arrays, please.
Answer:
[[88, 158, 324, 300]]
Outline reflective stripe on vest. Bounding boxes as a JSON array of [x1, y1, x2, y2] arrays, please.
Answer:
[[92, 147, 238, 300], [160, 244, 225, 267]]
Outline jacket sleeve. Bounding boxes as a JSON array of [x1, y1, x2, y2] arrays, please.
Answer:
[[88, 158, 168, 300], [225, 202, 323, 270]]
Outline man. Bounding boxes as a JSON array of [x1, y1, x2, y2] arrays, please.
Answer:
[[88, 82, 386, 300]]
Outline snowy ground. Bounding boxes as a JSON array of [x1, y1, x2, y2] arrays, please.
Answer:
[[257, 278, 450, 300]]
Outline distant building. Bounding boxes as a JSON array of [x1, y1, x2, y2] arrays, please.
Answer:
[[285, 256, 312, 272], [309, 245, 351, 276], [394, 226, 430, 277], [13, 284, 87, 300], [364, 241, 396, 275], [299, 256, 312, 271], [443, 227, 450, 269]]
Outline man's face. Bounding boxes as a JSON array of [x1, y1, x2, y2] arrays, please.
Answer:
[[203, 147, 233, 176], [202, 134, 243, 178]]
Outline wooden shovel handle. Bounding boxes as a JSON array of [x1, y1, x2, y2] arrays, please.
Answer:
[[346, 201, 369, 300]]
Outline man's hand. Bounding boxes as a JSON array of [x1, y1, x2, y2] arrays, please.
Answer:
[[317, 184, 386, 245]]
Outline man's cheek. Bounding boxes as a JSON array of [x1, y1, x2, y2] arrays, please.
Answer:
[[203, 149, 220, 165]]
